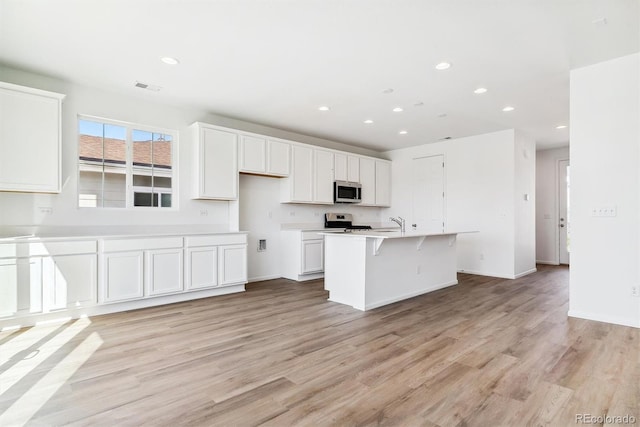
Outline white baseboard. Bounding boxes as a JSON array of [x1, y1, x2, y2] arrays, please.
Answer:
[[247, 274, 281, 283], [568, 309, 640, 329], [536, 260, 560, 265], [365, 280, 458, 310], [514, 268, 537, 279]]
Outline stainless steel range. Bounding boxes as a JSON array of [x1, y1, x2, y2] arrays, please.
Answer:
[[324, 213, 372, 230]]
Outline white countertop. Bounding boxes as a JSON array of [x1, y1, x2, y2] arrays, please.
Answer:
[[319, 230, 475, 239], [0, 225, 247, 242]]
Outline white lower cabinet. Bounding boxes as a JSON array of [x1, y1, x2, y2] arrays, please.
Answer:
[[45, 254, 97, 310], [0, 257, 42, 317], [186, 246, 218, 290], [218, 244, 247, 286], [103, 251, 144, 303], [281, 230, 325, 281], [301, 239, 324, 274], [0, 233, 247, 328], [147, 249, 184, 296]]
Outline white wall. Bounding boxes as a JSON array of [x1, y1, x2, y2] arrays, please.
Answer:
[[239, 174, 384, 282], [569, 53, 640, 328], [514, 131, 537, 277], [535, 146, 570, 264], [385, 129, 535, 279], [0, 65, 384, 232]]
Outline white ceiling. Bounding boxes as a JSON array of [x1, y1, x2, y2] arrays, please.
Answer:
[[1, 0, 638, 152]]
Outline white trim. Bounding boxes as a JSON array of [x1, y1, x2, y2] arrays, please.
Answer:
[[0, 285, 245, 331], [514, 268, 537, 279], [364, 280, 458, 310], [568, 309, 640, 329], [536, 260, 560, 265]]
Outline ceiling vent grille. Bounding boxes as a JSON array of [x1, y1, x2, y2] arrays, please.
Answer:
[[134, 81, 162, 92]]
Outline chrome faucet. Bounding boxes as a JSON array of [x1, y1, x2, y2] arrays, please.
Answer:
[[389, 216, 405, 232]]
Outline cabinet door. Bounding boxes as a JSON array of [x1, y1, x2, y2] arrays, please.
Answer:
[[103, 251, 144, 303], [334, 153, 348, 181], [375, 160, 391, 207], [0, 258, 42, 317], [218, 245, 247, 286], [198, 127, 238, 200], [290, 145, 313, 202], [301, 239, 324, 274], [147, 249, 183, 296], [186, 247, 218, 290], [267, 140, 290, 176], [314, 149, 334, 204], [239, 135, 266, 173], [359, 157, 376, 205], [45, 254, 97, 311], [0, 83, 63, 193], [347, 156, 360, 182]]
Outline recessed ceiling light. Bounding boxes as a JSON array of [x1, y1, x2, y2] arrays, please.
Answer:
[[474, 87, 487, 94], [382, 88, 394, 94], [435, 62, 451, 70], [318, 106, 330, 112], [502, 106, 515, 112], [392, 107, 403, 112], [437, 113, 447, 118], [399, 130, 408, 135], [364, 119, 374, 124], [556, 125, 567, 129], [160, 57, 180, 65]]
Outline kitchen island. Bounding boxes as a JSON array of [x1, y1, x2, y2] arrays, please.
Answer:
[[320, 230, 470, 311]]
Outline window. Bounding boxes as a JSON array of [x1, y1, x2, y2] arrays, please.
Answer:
[[78, 117, 177, 208]]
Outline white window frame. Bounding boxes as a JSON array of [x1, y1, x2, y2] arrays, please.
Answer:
[[77, 114, 179, 210]]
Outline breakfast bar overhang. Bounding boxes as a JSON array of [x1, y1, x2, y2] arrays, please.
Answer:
[[320, 230, 471, 311]]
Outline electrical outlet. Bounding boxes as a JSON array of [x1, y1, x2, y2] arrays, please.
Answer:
[[416, 265, 421, 275], [632, 286, 639, 297], [289, 211, 295, 217], [39, 207, 52, 215], [258, 239, 267, 252], [200, 209, 208, 216], [479, 253, 484, 261]]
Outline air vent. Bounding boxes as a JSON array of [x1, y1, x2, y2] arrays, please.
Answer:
[[134, 81, 162, 92]]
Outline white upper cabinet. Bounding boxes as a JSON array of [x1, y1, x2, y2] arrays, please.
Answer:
[[192, 123, 238, 200], [0, 82, 65, 193], [266, 139, 290, 176], [334, 153, 360, 183], [239, 134, 290, 177], [282, 144, 313, 202], [359, 157, 376, 205], [239, 134, 266, 174], [359, 157, 391, 207], [375, 160, 391, 207], [313, 149, 335, 204]]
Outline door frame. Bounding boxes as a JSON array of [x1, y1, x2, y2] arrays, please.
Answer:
[[555, 157, 570, 265]]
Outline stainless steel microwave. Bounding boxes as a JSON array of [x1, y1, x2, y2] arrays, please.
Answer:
[[334, 181, 362, 203]]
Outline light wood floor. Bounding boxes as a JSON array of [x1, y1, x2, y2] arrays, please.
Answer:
[[1, 265, 638, 426]]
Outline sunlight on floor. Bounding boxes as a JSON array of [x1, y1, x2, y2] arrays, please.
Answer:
[[0, 318, 102, 425], [0, 317, 92, 395]]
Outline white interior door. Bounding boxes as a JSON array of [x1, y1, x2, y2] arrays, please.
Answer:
[[558, 159, 570, 265], [412, 155, 445, 233]]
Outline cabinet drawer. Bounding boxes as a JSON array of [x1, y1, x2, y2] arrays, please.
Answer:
[[102, 237, 183, 252], [29, 240, 97, 256], [185, 234, 247, 248], [301, 231, 324, 241]]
